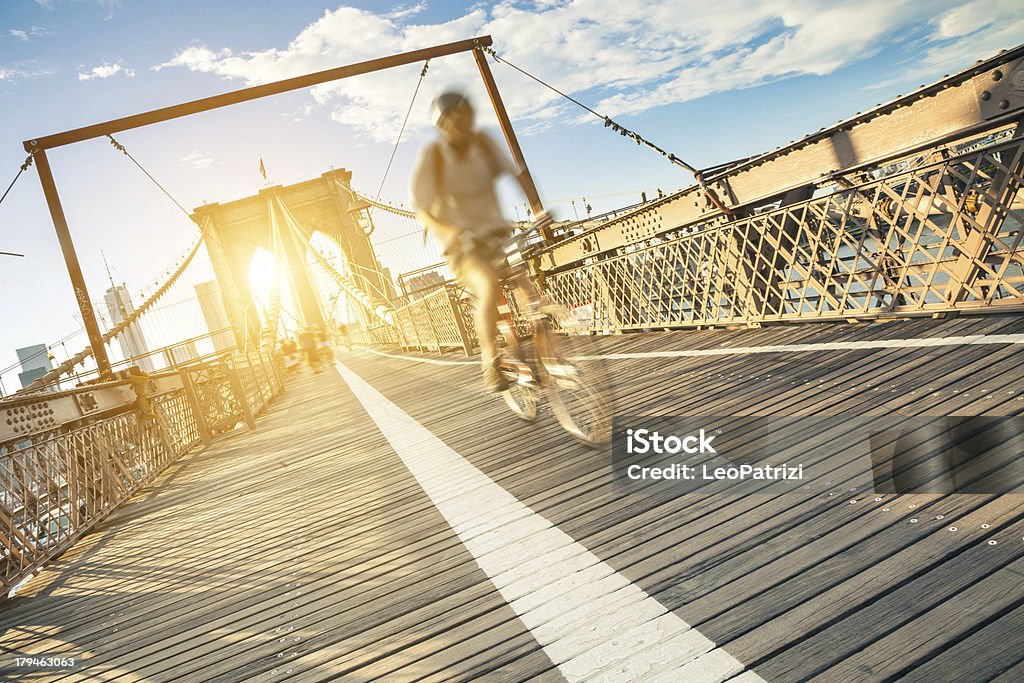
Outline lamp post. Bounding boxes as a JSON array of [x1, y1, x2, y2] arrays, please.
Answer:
[[345, 200, 392, 300], [347, 200, 375, 236]]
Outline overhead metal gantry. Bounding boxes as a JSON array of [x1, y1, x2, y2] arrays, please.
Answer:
[[23, 35, 546, 380]]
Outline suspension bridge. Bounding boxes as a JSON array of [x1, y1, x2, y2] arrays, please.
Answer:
[[2, 36, 1024, 682]]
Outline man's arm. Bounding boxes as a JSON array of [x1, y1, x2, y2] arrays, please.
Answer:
[[416, 209, 459, 246], [481, 131, 538, 214]]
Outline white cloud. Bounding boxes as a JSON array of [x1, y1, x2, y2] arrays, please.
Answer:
[[33, 0, 119, 18], [179, 149, 215, 169], [77, 60, 135, 81], [154, 1, 1024, 142], [386, 2, 426, 20], [153, 46, 234, 73], [0, 64, 54, 83], [8, 26, 53, 42]]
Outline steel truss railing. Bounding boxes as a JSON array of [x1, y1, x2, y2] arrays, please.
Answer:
[[393, 284, 473, 354], [0, 348, 283, 596], [541, 137, 1024, 332]]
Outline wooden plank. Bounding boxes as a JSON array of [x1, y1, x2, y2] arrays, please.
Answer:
[[894, 602, 1024, 683], [5, 315, 1024, 682], [767, 546, 1024, 681]]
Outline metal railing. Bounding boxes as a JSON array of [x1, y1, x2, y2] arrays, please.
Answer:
[[0, 347, 283, 596], [337, 135, 1024, 351], [392, 284, 473, 354], [542, 137, 1024, 331]]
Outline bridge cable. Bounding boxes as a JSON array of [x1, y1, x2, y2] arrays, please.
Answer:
[[107, 134, 197, 222], [273, 195, 397, 327], [0, 154, 33, 208], [369, 59, 430, 212], [477, 45, 733, 215]]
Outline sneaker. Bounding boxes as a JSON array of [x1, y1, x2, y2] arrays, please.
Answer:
[[483, 360, 510, 393]]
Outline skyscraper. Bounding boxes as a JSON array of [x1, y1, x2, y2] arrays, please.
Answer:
[[15, 343, 54, 389], [103, 285, 155, 373], [195, 280, 236, 352]]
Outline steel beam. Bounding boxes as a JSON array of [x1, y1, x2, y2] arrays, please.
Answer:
[[31, 149, 113, 379], [472, 43, 552, 241], [23, 37, 493, 152]]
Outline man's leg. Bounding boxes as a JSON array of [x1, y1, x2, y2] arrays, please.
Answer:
[[457, 254, 505, 389]]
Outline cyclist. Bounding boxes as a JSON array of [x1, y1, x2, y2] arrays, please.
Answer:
[[410, 90, 535, 392]]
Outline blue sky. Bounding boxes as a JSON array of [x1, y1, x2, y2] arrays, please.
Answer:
[[1, 0, 1022, 391]]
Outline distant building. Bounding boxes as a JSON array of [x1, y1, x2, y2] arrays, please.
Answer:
[[103, 285, 155, 373], [402, 271, 445, 299], [164, 342, 199, 367], [15, 343, 53, 390], [195, 280, 235, 352]]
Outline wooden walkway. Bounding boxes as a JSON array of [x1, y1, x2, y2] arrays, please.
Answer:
[[2, 315, 1023, 682]]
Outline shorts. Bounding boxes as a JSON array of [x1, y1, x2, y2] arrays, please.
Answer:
[[446, 230, 512, 280]]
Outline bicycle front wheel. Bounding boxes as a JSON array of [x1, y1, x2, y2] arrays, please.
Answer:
[[498, 320, 539, 421], [536, 323, 612, 447], [501, 369, 539, 421]]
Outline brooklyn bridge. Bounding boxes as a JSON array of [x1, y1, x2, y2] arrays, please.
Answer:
[[1, 36, 1023, 682]]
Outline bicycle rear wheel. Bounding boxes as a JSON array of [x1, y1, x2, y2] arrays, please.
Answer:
[[535, 321, 612, 447]]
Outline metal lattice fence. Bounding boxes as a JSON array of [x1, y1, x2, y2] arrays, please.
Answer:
[[0, 349, 283, 596], [543, 139, 1024, 331]]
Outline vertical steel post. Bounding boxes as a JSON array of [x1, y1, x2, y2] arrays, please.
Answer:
[[30, 147, 114, 379], [226, 363, 257, 431], [446, 285, 474, 356], [472, 44, 553, 243], [181, 369, 212, 446]]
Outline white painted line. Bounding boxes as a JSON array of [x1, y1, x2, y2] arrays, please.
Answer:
[[571, 333, 1024, 360], [334, 360, 764, 682], [363, 347, 477, 365], [362, 332, 1024, 367]]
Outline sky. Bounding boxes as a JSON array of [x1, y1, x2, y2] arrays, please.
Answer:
[[1, 0, 1023, 392]]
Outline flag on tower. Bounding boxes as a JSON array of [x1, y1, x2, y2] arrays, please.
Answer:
[[259, 156, 267, 180]]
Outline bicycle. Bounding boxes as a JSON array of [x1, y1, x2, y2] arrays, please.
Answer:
[[486, 213, 613, 447]]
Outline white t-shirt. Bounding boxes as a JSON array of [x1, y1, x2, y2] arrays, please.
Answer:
[[410, 131, 519, 250]]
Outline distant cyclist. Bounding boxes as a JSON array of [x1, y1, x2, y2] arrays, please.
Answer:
[[410, 90, 534, 392]]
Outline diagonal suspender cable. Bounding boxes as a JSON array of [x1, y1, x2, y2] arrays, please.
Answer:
[[0, 155, 33, 208], [476, 45, 733, 215], [26, 238, 203, 391], [107, 134, 197, 221], [370, 59, 430, 211], [273, 195, 397, 327]]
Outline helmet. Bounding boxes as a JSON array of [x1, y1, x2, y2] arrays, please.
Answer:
[[430, 90, 471, 126]]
